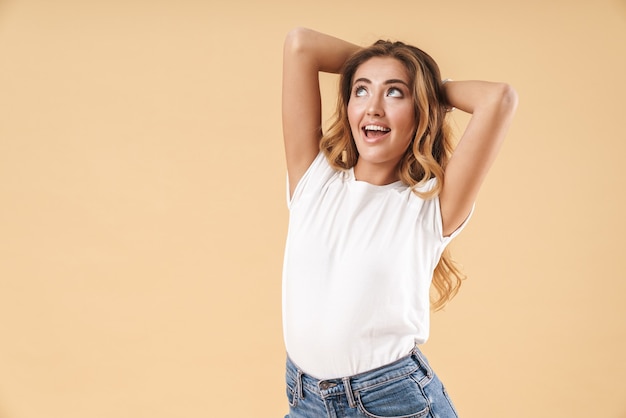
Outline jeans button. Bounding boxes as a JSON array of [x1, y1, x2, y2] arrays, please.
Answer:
[[319, 381, 336, 390]]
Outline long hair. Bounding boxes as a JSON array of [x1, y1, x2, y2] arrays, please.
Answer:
[[319, 40, 463, 311]]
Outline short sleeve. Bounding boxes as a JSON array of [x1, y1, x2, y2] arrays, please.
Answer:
[[415, 178, 474, 245], [286, 152, 336, 209], [434, 194, 474, 244]]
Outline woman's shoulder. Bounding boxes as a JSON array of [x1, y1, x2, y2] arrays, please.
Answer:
[[411, 177, 438, 193], [288, 152, 342, 206]]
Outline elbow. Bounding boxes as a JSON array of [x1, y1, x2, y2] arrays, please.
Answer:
[[284, 27, 312, 55], [495, 83, 519, 115]]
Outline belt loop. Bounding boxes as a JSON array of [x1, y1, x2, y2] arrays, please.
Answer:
[[342, 377, 356, 408], [296, 369, 304, 399], [411, 345, 433, 382]]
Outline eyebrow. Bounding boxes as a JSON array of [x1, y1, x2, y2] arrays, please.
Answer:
[[353, 77, 410, 88]]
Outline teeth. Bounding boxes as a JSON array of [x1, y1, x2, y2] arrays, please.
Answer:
[[364, 125, 390, 132]]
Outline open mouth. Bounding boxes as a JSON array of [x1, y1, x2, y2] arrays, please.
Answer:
[[363, 124, 391, 139]]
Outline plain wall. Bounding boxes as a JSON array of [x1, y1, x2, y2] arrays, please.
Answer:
[[0, 0, 625, 417]]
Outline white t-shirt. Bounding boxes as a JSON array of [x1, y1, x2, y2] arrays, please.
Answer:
[[282, 152, 471, 379]]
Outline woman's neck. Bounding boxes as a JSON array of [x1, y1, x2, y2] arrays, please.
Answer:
[[353, 160, 399, 185]]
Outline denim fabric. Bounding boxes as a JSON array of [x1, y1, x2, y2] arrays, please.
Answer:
[[285, 347, 459, 418]]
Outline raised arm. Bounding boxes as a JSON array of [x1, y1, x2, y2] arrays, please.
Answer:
[[282, 28, 360, 197], [439, 80, 518, 236]]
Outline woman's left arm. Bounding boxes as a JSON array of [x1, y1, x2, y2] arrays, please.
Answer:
[[439, 80, 519, 237]]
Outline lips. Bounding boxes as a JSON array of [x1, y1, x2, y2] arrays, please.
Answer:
[[362, 124, 391, 141]]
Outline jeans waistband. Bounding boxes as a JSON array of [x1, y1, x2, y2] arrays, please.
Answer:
[[286, 346, 434, 402]]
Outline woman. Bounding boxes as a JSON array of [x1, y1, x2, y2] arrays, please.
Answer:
[[281, 27, 517, 418]]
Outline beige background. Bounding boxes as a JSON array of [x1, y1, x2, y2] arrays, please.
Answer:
[[0, 0, 625, 417]]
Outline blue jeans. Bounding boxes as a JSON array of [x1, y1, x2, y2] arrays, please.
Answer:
[[285, 346, 459, 418]]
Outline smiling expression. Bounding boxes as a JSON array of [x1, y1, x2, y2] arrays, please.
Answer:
[[347, 56, 417, 183]]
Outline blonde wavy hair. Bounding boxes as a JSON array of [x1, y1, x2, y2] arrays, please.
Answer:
[[320, 40, 464, 311]]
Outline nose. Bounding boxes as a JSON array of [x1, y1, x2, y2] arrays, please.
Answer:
[[366, 95, 384, 117]]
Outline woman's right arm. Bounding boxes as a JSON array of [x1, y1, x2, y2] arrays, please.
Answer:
[[282, 28, 360, 197]]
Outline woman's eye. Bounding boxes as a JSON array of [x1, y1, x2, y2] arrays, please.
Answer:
[[387, 87, 403, 97], [354, 86, 367, 97]]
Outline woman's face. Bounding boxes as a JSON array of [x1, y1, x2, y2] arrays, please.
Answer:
[[347, 57, 416, 173]]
